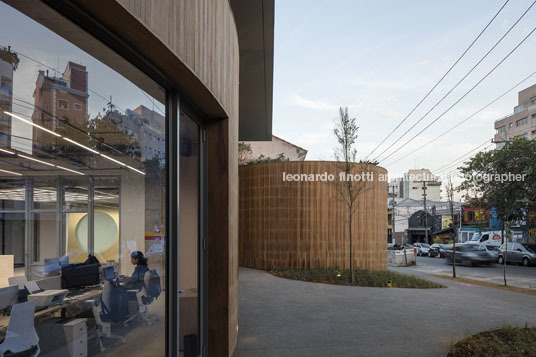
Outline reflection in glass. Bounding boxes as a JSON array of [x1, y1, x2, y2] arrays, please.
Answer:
[[0, 212, 25, 266], [63, 177, 89, 211], [32, 177, 57, 210], [0, 178, 25, 210], [179, 111, 200, 353], [30, 212, 58, 279], [0, 2, 167, 356]]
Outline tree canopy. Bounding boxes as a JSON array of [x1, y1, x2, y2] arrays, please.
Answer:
[[458, 138, 536, 224]]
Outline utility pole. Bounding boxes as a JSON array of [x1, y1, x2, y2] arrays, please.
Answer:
[[422, 181, 429, 244], [391, 185, 397, 244]]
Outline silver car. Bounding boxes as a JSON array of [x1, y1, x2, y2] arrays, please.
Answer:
[[413, 243, 431, 256], [444, 244, 494, 266], [498, 243, 536, 266]]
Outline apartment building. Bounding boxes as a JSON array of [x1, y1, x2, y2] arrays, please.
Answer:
[[389, 169, 441, 203], [0, 46, 18, 147], [494, 84, 536, 148]]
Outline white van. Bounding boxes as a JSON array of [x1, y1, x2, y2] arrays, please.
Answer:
[[464, 231, 502, 247]]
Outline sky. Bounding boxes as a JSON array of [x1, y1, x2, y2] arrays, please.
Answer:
[[0, 2, 164, 153], [272, 0, 536, 197], [1, 1, 535, 200]]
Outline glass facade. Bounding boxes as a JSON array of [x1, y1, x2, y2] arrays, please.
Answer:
[[0, 2, 205, 356]]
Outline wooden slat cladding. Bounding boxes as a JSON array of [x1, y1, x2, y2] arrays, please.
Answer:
[[117, 0, 239, 123], [117, 1, 240, 354], [116, 1, 240, 354], [239, 161, 388, 271]]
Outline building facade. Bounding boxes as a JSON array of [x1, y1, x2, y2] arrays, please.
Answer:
[[0, 1, 274, 356], [392, 198, 461, 244], [389, 169, 441, 202], [0, 46, 18, 147], [494, 84, 536, 147], [31, 63, 89, 153], [241, 134, 307, 163]]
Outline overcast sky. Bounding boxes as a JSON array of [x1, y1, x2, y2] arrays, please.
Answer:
[[272, 0, 536, 196]]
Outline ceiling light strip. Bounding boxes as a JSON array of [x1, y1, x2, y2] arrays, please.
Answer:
[[56, 165, 84, 176], [3, 111, 61, 137], [100, 153, 126, 166], [18, 153, 55, 167], [126, 165, 145, 175], [0, 148, 15, 155], [0, 168, 22, 176], [62, 137, 100, 154], [4, 111, 145, 176]]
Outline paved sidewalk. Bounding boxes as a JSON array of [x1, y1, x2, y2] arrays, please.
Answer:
[[235, 267, 536, 357]]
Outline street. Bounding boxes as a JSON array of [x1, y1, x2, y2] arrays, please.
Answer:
[[391, 256, 536, 290]]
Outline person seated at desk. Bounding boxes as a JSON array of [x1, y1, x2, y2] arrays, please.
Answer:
[[124, 251, 149, 292]]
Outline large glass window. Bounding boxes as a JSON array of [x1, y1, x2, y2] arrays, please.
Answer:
[[0, 2, 167, 356], [179, 111, 200, 354]]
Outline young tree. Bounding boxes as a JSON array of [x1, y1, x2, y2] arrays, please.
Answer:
[[458, 138, 536, 286], [445, 176, 457, 278], [333, 107, 370, 283], [238, 142, 253, 166]]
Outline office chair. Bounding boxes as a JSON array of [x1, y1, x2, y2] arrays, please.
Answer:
[[123, 271, 159, 326], [7, 276, 27, 289], [92, 281, 126, 352], [0, 300, 40, 357]]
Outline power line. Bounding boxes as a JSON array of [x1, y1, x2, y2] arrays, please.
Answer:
[[140, 89, 165, 116], [433, 139, 493, 174], [383, 69, 536, 166], [363, 0, 510, 161], [1, 44, 130, 114], [373, 0, 536, 162], [378, 24, 536, 164]]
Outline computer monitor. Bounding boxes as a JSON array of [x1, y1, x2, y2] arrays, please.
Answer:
[[0, 285, 19, 312], [61, 263, 100, 289], [103, 266, 115, 281]]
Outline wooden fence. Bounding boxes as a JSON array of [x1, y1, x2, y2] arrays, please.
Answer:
[[239, 161, 388, 271]]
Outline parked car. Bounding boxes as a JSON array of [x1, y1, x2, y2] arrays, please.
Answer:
[[413, 243, 431, 256], [444, 244, 495, 266], [486, 245, 500, 261], [498, 243, 536, 266], [429, 244, 440, 257], [429, 243, 451, 258]]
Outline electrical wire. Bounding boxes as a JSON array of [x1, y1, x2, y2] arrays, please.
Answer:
[[373, 0, 536, 162], [434, 138, 492, 172], [364, 0, 510, 161], [383, 70, 536, 166], [377, 24, 536, 164]]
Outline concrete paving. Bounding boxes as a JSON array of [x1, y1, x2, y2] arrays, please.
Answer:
[[235, 267, 536, 357], [394, 256, 536, 290]]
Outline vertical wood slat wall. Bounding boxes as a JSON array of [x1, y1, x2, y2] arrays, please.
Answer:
[[239, 161, 388, 271]]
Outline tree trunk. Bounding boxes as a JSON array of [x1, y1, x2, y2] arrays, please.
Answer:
[[503, 222, 508, 287], [451, 231, 456, 278], [349, 210, 354, 284]]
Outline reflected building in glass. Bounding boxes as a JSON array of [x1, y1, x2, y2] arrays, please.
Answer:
[[0, 46, 19, 147], [31, 62, 88, 153]]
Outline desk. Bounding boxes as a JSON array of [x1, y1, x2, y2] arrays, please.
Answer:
[[0, 286, 103, 330]]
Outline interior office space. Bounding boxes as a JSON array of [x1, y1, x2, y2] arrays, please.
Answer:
[[0, 0, 274, 356]]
